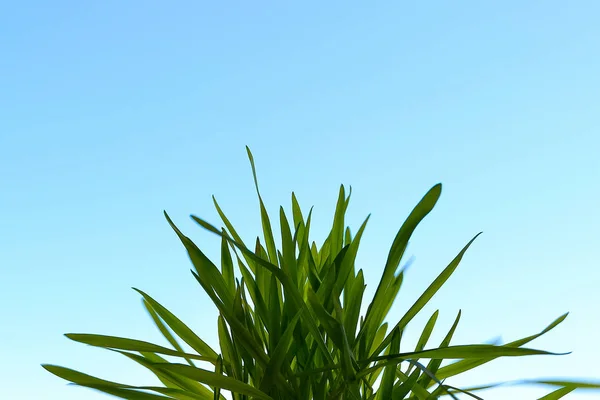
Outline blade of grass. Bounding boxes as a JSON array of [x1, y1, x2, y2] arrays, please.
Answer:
[[406, 310, 439, 375], [156, 363, 274, 400], [371, 233, 481, 358], [64, 334, 214, 362], [357, 184, 442, 358], [434, 312, 569, 382], [134, 288, 219, 361], [246, 146, 278, 265], [143, 299, 195, 367]]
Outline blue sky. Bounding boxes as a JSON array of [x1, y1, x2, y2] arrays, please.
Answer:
[[1, 1, 599, 399]]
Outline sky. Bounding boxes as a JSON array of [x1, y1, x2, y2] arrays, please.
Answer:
[[1, 1, 599, 399]]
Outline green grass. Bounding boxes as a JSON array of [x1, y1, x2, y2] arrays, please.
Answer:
[[44, 147, 600, 399]]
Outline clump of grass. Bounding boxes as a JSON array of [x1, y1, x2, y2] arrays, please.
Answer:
[[44, 147, 600, 399]]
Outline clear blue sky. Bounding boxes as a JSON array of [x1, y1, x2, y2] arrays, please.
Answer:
[[1, 1, 599, 399]]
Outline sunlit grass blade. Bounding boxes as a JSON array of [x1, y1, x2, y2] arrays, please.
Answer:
[[116, 351, 215, 398], [259, 308, 303, 393], [357, 184, 442, 359], [78, 386, 176, 400], [329, 185, 347, 264], [213, 355, 223, 400], [379, 327, 401, 399], [217, 315, 242, 381], [246, 146, 278, 265], [144, 299, 195, 367], [334, 215, 369, 299], [134, 288, 219, 361], [343, 269, 365, 347], [417, 310, 461, 389], [164, 212, 233, 307], [365, 344, 567, 365], [64, 333, 213, 362], [538, 387, 576, 400], [220, 231, 236, 293], [371, 232, 481, 358], [406, 310, 439, 376], [156, 363, 274, 400], [392, 368, 420, 400], [280, 206, 298, 285], [268, 273, 282, 349], [435, 312, 569, 382], [42, 365, 184, 399], [190, 270, 270, 369]]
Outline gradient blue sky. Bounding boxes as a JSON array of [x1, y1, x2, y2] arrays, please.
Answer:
[[1, 1, 599, 399]]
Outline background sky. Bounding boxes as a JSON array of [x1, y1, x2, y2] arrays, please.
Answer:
[[1, 1, 599, 399]]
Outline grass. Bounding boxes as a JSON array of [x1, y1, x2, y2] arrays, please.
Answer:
[[44, 147, 600, 399]]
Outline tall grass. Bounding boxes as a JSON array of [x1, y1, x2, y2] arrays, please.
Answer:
[[44, 147, 599, 399]]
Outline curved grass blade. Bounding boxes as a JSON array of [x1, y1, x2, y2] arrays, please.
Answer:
[[435, 312, 569, 382], [144, 300, 195, 367], [116, 351, 215, 398], [344, 269, 365, 347], [64, 334, 213, 362], [357, 184, 442, 358], [164, 212, 233, 308], [329, 185, 347, 264], [246, 146, 278, 265], [220, 231, 235, 293], [379, 327, 401, 399], [42, 365, 187, 399], [392, 368, 420, 400], [259, 308, 303, 393], [213, 355, 223, 400], [539, 387, 576, 400], [359, 344, 566, 378], [372, 344, 567, 362], [217, 315, 242, 381], [417, 309, 461, 390], [155, 363, 274, 400], [406, 310, 439, 376], [371, 232, 481, 358], [134, 288, 219, 361], [280, 206, 298, 285]]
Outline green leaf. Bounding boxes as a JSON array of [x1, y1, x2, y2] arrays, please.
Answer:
[[268, 272, 282, 349], [246, 146, 278, 265], [371, 232, 481, 358], [379, 327, 401, 399], [134, 289, 219, 361], [329, 185, 347, 263], [392, 368, 420, 400], [164, 212, 233, 307], [417, 310, 461, 389], [435, 312, 569, 382], [64, 333, 213, 362], [364, 344, 566, 366], [538, 387, 576, 400], [42, 365, 185, 399], [357, 184, 442, 359], [280, 206, 298, 285], [220, 231, 236, 293], [259, 308, 304, 393], [217, 315, 242, 381], [406, 310, 439, 375], [344, 269, 365, 347], [156, 363, 274, 400], [117, 351, 214, 398], [143, 300, 195, 367]]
